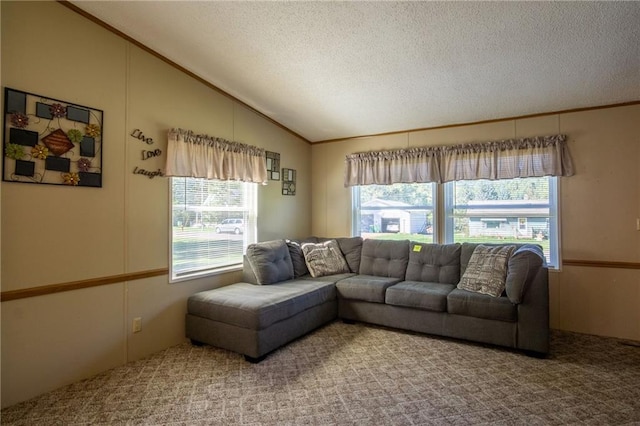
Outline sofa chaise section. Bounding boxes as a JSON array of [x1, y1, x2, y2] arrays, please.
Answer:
[[186, 238, 362, 362], [186, 280, 338, 362]]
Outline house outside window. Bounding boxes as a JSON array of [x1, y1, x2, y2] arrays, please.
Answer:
[[352, 183, 435, 243], [170, 177, 257, 282]]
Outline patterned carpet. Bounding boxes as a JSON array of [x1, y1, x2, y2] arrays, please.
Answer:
[[2, 321, 640, 425]]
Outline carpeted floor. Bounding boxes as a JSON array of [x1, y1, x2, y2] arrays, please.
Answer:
[[2, 321, 639, 425]]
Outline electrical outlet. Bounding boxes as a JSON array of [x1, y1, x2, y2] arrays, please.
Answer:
[[133, 317, 142, 333]]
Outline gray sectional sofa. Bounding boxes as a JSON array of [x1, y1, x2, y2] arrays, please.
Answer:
[[186, 237, 549, 362]]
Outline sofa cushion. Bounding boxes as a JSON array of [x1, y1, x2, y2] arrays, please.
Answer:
[[506, 245, 544, 304], [405, 243, 461, 284], [460, 242, 535, 276], [385, 281, 455, 312], [300, 272, 356, 283], [317, 236, 363, 273], [187, 280, 336, 330], [285, 240, 307, 278], [285, 238, 319, 278], [458, 245, 516, 297], [336, 275, 401, 303], [359, 239, 410, 279], [246, 239, 294, 285], [302, 240, 351, 278], [336, 237, 363, 273], [447, 288, 517, 322]]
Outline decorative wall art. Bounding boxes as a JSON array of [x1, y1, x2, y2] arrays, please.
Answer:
[[282, 168, 296, 196], [265, 151, 280, 180], [3, 88, 103, 187], [130, 128, 165, 179]]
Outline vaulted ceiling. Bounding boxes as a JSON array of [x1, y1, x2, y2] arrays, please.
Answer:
[[70, 1, 640, 143]]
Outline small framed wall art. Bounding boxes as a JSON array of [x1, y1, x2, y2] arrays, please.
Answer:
[[265, 151, 280, 180], [3, 87, 103, 187], [282, 168, 296, 196]]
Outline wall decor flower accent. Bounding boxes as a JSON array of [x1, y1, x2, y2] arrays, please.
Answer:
[[3, 88, 103, 187], [5, 143, 25, 160], [31, 144, 49, 160], [49, 103, 66, 118], [77, 157, 91, 172], [10, 112, 29, 128], [62, 172, 80, 186], [85, 124, 100, 138], [67, 128, 83, 144]]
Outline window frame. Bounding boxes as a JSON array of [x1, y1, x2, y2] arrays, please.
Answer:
[[352, 176, 561, 269], [169, 177, 257, 283]]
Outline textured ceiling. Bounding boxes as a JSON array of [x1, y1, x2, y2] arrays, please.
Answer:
[[70, 1, 640, 142]]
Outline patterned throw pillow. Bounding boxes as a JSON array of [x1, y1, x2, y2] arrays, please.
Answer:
[[302, 240, 350, 278], [457, 245, 516, 297]]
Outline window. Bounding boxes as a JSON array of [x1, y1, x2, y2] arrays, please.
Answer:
[[352, 183, 435, 243], [444, 177, 559, 267], [518, 217, 527, 231], [170, 177, 257, 282], [352, 176, 559, 268]]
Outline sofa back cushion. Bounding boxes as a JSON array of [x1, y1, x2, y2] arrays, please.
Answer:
[[319, 236, 363, 273], [246, 239, 294, 285], [359, 239, 410, 279], [405, 243, 461, 284]]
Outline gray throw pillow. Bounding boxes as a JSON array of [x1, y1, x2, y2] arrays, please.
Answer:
[[246, 239, 294, 285], [457, 245, 516, 297], [285, 239, 309, 278], [335, 237, 363, 273], [302, 240, 350, 278]]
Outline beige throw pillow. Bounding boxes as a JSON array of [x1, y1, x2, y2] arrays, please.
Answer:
[[302, 240, 350, 278], [458, 245, 516, 297]]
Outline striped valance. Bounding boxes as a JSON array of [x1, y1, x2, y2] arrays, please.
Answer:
[[344, 134, 574, 186], [165, 128, 267, 184]]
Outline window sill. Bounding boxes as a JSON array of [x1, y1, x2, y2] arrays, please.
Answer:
[[170, 264, 242, 284]]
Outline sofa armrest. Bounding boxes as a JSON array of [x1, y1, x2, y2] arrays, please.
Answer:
[[516, 265, 550, 354], [242, 255, 259, 285], [505, 245, 544, 304]]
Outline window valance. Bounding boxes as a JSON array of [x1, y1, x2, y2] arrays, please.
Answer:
[[165, 128, 268, 184], [344, 134, 573, 186]]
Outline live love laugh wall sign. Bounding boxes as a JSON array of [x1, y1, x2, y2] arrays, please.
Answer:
[[3, 88, 103, 187]]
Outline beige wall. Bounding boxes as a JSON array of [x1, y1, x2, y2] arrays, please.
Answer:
[[312, 105, 640, 342], [1, 2, 311, 408]]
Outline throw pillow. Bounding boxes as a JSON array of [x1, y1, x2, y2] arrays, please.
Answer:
[[317, 236, 363, 273], [285, 239, 310, 278], [246, 239, 294, 285], [457, 245, 516, 297], [301, 239, 350, 278]]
